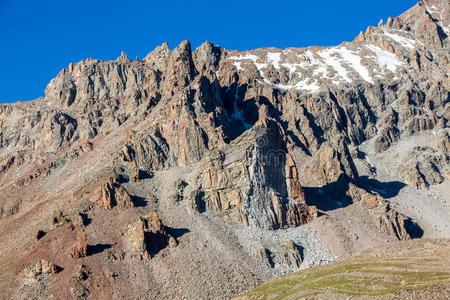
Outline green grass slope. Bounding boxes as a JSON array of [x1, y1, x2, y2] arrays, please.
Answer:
[[236, 239, 450, 299]]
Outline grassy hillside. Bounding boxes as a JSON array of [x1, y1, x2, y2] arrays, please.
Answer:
[[236, 239, 450, 299]]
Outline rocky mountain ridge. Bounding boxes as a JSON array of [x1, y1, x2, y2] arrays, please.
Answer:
[[0, 0, 448, 299]]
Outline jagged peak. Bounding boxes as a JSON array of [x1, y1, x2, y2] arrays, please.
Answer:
[[193, 41, 222, 71], [391, 0, 449, 37], [172, 40, 192, 57], [117, 51, 131, 62], [420, 0, 450, 32], [143, 42, 170, 61]]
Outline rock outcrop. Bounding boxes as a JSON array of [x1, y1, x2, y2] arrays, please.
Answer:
[[23, 260, 59, 279], [90, 173, 134, 209], [70, 229, 88, 259], [17, 260, 61, 300], [194, 122, 318, 229], [70, 265, 90, 300], [126, 211, 176, 260], [1, 1, 446, 233], [257, 241, 303, 270], [1, 0, 446, 231], [361, 193, 411, 240]]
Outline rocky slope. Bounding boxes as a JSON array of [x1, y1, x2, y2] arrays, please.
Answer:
[[0, 0, 449, 299]]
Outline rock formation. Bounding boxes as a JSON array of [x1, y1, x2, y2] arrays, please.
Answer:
[[89, 173, 135, 209], [23, 260, 59, 279], [126, 210, 177, 260], [70, 229, 88, 259], [257, 241, 303, 270], [361, 193, 411, 240]]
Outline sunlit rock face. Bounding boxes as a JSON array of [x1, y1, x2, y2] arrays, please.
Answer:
[[1, 0, 448, 231]]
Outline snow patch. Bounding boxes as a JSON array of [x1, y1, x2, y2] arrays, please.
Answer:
[[317, 48, 352, 83], [229, 53, 259, 61], [383, 31, 417, 49], [366, 45, 404, 73], [267, 52, 281, 69], [229, 45, 388, 91], [299, 51, 330, 78], [339, 47, 374, 84], [229, 53, 266, 69], [267, 78, 321, 92], [230, 52, 321, 93], [280, 62, 301, 74], [233, 62, 244, 71]]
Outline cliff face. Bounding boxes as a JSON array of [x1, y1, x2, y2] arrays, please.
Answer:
[[0, 0, 449, 299]]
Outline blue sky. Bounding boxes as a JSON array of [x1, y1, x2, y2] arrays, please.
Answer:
[[0, 0, 417, 103]]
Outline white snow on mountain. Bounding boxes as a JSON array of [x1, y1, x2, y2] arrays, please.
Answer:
[[383, 30, 418, 49], [267, 52, 281, 69], [317, 48, 352, 83], [228, 31, 414, 92], [366, 45, 405, 72]]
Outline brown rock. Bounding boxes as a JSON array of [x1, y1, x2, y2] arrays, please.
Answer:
[[115, 185, 134, 208], [53, 210, 69, 226], [126, 211, 175, 260], [374, 126, 400, 152], [285, 154, 305, 200], [91, 177, 115, 209], [311, 144, 344, 185], [362, 194, 411, 240], [186, 189, 205, 212], [70, 229, 88, 259], [131, 220, 150, 260], [73, 264, 90, 281], [144, 210, 165, 234], [256, 241, 302, 269], [24, 260, 58, 279], [256, 248, 273, 268], [73, 213, 86, 227], [171, 179, 187, 203], [129, 160, 141, 182], [91, 174, 134, 209]]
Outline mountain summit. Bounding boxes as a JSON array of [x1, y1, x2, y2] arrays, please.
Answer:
[[0, 1, 448, 299]]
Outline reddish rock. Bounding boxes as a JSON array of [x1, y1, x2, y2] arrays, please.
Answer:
[[91, 174, 134, 209], [70, 229, 88, 259], [24, 259, 58, 279]]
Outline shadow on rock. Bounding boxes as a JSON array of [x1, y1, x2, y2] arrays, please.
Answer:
[[404, 218, 424, 238], [87, 244, 112, 256], [131, 196, 147, 207], [304, 174, 407, 212], [303, 174, 353, 211], [356, 176, 406, 199], [79, 213, 92, 226], [165, 226, 190, 239], [145, 226, 190, 257], [138, 170, 153, 180]]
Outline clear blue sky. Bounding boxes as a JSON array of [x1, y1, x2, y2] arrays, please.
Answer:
[[1, 0, 417, 103]]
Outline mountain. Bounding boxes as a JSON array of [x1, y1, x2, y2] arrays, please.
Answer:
[[0, 0, 448, 299]]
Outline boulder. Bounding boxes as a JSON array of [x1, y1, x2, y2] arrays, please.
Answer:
[[70, 229, 88, 259], [126, 210, 177, 260], [23, 260, 59, 279], [362, 193, 411, 240], [90, 173, 134, 209], [256, 241, 302, 270]]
